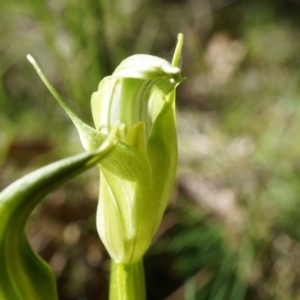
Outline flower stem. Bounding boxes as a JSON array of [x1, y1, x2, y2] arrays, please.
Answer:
[[109, 260, 146, 300]]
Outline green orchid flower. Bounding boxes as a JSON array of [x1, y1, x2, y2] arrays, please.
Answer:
[[28, 33, 184, 299]]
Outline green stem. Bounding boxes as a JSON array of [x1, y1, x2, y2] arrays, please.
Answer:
[[109, 260, 146, 300]]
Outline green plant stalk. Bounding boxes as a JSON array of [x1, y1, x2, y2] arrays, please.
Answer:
[[109, 260, 145, 300]]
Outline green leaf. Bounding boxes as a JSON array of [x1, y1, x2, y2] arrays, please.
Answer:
[[0, 138, 116, 300]]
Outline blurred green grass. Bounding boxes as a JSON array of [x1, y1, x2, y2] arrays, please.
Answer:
[[2, 0, 300, 299]]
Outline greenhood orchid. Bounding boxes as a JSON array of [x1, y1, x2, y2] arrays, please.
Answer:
[[27, 33, 184, 299], [91, 51, 184, 264]]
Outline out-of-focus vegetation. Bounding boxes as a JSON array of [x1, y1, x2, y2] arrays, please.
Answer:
[[1, 0, 300, 299]]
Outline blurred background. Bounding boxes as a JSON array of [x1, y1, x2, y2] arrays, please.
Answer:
[[1, 0, 300, 299]]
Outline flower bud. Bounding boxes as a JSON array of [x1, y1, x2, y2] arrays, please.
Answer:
[[28, 34, 184, 265], [92, 41, 184, 263]]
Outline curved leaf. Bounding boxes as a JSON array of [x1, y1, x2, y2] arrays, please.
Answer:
[[0, 138, 115, 300]]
